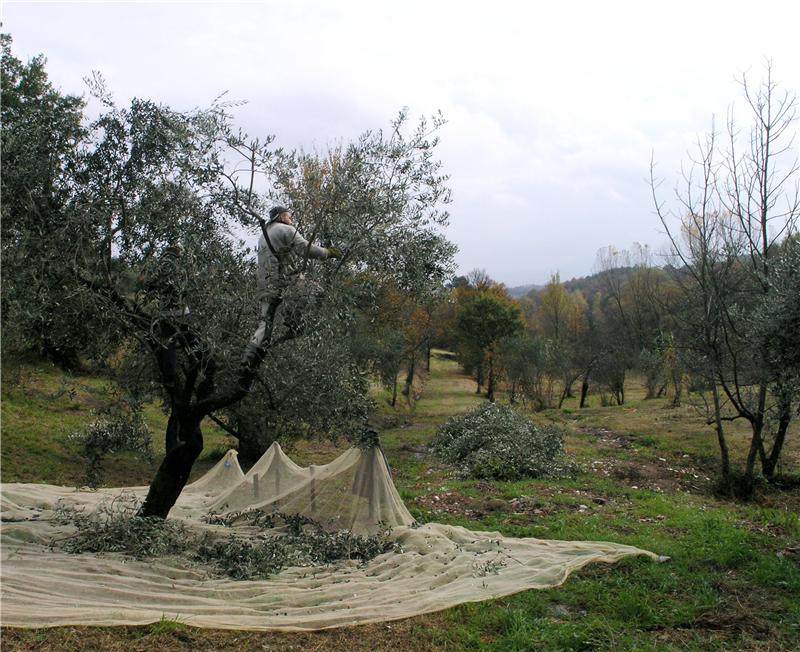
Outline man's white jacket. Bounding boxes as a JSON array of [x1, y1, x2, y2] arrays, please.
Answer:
[[256, 221, 330, 302]]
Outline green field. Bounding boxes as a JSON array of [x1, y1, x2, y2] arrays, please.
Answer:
[[2, 354, 799, 651]]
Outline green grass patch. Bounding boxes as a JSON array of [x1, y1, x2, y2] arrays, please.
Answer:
[[1, 361, 234, 486], [2, 352, 799, 651]]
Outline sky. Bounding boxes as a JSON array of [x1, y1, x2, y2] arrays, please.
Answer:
[[4, 0, 799, 286]]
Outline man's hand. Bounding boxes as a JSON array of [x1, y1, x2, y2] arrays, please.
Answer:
[[327, 246, 344, 259]]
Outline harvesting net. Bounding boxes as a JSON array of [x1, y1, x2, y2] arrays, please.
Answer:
[[201, 444, 414, 534], [1, 444, 660, 631]]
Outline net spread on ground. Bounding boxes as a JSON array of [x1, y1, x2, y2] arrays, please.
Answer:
[[1, 443, 659, 631]]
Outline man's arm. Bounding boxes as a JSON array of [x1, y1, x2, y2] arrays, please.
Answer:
[[285, 225, 331, 260]]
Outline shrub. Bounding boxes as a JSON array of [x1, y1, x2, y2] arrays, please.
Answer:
[[432, 403, 571, 480], [67, 412, 154, 487]]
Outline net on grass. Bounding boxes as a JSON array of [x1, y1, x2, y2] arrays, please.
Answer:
[[1, 443, 660, 631]]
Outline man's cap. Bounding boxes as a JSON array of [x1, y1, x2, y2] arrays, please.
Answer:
[[269, 206, 291, 222]]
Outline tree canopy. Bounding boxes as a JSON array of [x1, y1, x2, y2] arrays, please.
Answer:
[[1, 35, 456, 516]]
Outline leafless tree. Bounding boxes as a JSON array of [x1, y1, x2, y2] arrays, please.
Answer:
[[651, 62, 799, 495]]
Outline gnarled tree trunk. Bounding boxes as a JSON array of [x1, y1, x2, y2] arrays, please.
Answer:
[[140, 408, 204, 517]]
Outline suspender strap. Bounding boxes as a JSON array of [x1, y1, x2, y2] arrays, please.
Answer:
[[259, 220, 280, 256], [258, 219, 287, 280]]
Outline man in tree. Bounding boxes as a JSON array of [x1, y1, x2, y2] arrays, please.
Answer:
[[242, 205, 342, 365]]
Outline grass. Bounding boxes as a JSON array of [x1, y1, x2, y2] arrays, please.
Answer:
[[2, 352, 799, 651], [1, 361, 236, 486]]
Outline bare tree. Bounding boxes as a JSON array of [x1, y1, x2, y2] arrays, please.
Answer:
[[652, 62, 799, 495]]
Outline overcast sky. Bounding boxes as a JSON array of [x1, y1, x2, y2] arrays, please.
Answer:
[[4, 0, 799, 286]]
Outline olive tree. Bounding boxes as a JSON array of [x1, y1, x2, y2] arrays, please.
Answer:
[[3, 37, 455, 517], [127, 106, 453, 517], [1, 34, 96, 368], [496, 334, 554, 409]]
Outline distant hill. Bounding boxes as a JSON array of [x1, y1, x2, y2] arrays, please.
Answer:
[[513, 267, 641, 303], [562, 267, 636, 302], [507, 283, 542, 298]]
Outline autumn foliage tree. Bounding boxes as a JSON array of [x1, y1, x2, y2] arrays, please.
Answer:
[[456, 292, 524, 402], [533, 273, 590, 407]]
